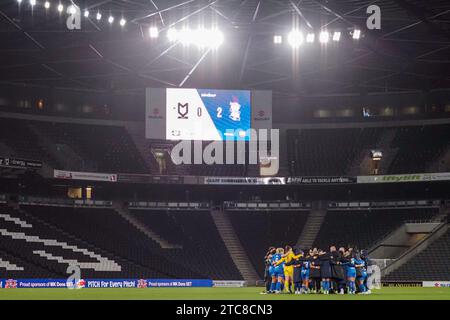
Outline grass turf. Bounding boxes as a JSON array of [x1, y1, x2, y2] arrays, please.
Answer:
[[0, 287, 449, 300]]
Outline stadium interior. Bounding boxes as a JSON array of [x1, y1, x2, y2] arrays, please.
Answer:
[[0, 0, 449, 296]]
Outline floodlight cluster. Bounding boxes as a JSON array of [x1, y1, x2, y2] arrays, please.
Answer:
[[17, 0, 128, 27], [17, 0, 364, 48], [275, 29, 362, 47]]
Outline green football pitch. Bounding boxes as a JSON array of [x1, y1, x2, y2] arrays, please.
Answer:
[[0, 287, 449, 300]]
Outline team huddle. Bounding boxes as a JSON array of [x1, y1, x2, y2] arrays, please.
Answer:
[[263, 246, 372, 295]]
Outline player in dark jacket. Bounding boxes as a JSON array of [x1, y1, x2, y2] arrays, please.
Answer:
[[261, 247, 275, 294], [309, 249, 321, 293], [319, 250, 332, 294]]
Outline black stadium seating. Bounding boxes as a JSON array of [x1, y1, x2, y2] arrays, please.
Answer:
[[30, 121, 148, 173], [129, 209, 241, 280], [0, 203, 241, 280], [1, 115, 449, 176], [227, 210, 310, 278], [388, 125, 450, 174], [287, 128, 382, 176], [384, 229, 450, 281], [0, 118, 60, 168], [313, 208, 438, 250]]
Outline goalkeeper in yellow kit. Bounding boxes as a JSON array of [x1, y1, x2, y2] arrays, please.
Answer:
[[275, 246, 302, 293]]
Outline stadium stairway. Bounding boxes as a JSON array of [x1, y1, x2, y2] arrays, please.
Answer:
[[27, 122, 87, 171], [369, 219, 443, 260], [381, 220, 448, 280], [112, 201, 182, 249], [296, 208, 327, 249], [210, 209, 259, 283]]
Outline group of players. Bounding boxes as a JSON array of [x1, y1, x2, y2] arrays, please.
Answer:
[[263, 245, 371, 295]]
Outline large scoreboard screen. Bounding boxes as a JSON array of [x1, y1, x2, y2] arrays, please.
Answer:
[[166, 88, 251, 141], [146, 88, 272, 141]]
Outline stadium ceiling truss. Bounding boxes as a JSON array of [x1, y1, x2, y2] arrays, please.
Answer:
[[1, 0, 450, 98]]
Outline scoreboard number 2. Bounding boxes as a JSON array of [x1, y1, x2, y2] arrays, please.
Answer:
[[216, 107, 223, 118]]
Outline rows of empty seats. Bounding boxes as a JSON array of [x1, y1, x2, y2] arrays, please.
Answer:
[[0, 204, 117, 278], [287, 124, 450, 176], [129, 209, 242, 280], [313, 208, 438, 250], [30, 121, 148, 173], [20, 205, 202, 279], [388, 125, 450, 173], [0, 202, 241, 280], [287, 128, 382, 176], [384, 228, 450, 281], [227, 210, 310, 278], [0, 118, 59, 168], [2, 116, 450, 176]]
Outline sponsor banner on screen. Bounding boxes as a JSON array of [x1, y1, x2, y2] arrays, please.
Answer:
[[146, 279, 213, 287], [213, 280, 246, 287], [204, 177, 286, 185], [357, 172, 450, 184], [54, 170, 117, 182], [0, 157, 42, 169], [287, 176, 357, 185], [423, 281, 450, 288], [117, 173, 183, 184], [0, 279, 212, 289]]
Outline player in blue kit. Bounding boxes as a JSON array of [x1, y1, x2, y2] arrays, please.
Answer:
[[269, 248, 285, 294], [300, 257, 311, 294], [355, 254, 370, 294], [345, 252, 357, 294]]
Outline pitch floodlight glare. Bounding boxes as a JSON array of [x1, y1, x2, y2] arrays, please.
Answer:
[[57, 4, 63, 12], [44, 1, 50, 9], [319, 31, 329, 43], [287, 30, 304, 48], [333, 31, 341, 42], [306, 33, 315, 43], [273, 35, 282, 44], [119, 18, 126, 27], [17, 0, 22, 4], [167, 28, 178, 42], [353, 29, 361, 39], [108, 16, 114, 24], [84, 10, 89, 18], [149, 26, 159, 38], [96, 12, 102, 20], [29, 0, 36, 6]]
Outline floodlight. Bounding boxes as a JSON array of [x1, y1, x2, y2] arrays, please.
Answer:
[[306, 33, 315, 43], [319, 31, 329, 43], [333, 31, 341, 42], [149, 27, 159, 38], [353, 29, 361, 39], [287, 30, 304, 48]]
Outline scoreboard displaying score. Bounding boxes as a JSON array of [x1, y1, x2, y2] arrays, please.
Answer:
[[146, 88, 272, 141], [166, 88, 251, 141]]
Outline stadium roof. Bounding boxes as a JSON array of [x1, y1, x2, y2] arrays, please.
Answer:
[[1, 0, 450, 99]]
